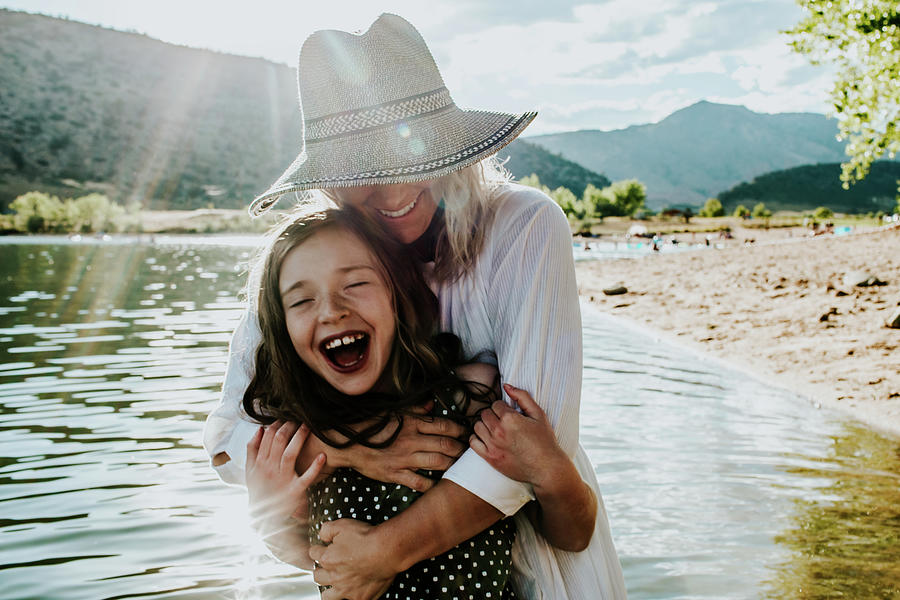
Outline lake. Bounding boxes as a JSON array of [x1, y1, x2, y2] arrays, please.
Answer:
[[1, 238, 898, 599]]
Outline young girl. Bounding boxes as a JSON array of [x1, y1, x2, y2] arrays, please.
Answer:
[[241, 207, 596, 598]]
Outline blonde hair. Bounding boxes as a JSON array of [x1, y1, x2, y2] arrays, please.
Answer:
[[297, 156, 511, 283], [431, 155, 510, 282]]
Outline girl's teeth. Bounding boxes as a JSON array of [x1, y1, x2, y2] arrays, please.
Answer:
[[325, 333, 364, 349], [378, 198, 416, 218]]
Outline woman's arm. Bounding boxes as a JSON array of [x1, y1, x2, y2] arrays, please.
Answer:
[[472, 384, 596, 551]]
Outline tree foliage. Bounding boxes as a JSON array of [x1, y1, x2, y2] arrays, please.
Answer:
[[584, 180, 646, 218], [752, 202, 772, 219], [733, 204, 751, 218], [699, 197, 725, 217], [9, 191, 123, 233], [813, 206, 834, 219], [519, 174, 646, 234], [786, 0, 900, 197]]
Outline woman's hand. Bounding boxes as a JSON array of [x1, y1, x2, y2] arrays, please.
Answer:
[[471, 384, 597, 552], [309, 519, 397, 600], [470, 384, 568, 489], [246, 420, 325, 568], [342, 402, 468, 492]]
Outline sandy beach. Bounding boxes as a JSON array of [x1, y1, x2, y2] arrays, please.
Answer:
[[576, 226, 900, 438]]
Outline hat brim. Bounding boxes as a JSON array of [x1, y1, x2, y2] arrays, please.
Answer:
[[248, 107, 537, 217]]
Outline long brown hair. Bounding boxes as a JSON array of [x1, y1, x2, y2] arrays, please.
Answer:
[[243, 207, 490, 448]]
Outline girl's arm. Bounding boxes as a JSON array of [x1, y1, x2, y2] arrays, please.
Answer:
[[471, 384, 596, 551], [246, 421, 325, 569]]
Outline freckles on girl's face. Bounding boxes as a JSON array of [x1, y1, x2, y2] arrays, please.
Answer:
[[279, 226, 396, 396], [329, 182, 438, 244]]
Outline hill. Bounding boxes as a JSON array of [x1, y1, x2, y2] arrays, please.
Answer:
[[717, 162, 900, 214], [0, 10, 301, 210], [496, 139, 610, 196], [0, 10, 606, 211], [527, 101, 851, 208]]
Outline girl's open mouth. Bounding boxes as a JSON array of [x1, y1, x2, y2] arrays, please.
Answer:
[[319, 331, 370, 372]]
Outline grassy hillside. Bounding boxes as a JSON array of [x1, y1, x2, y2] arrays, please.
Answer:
[[0, 10, 607, 212], [497, 139, 610, 196], [0, 10, 302, 211], [529, 101, 850, 208], [717, 162, 900, 213]]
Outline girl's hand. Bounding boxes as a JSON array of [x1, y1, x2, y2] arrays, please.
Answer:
[[246, 421, 325, 528], [470, 384, 568, 489]]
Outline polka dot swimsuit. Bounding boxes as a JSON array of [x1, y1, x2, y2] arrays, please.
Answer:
[[307, 404, 518, 600]]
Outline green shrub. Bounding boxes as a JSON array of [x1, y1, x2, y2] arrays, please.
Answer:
[[699, 198, 724, 217], [813, 206, 833, 219], [752, 202, 772, 218]]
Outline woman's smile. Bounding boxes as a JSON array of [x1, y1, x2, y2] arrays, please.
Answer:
[[331, 184, 438, 244]]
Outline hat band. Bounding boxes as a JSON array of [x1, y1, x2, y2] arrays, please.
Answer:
[[304, 87, 452, 141]]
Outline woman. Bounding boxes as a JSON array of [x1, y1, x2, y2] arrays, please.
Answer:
[[203, 13, 626, 600]]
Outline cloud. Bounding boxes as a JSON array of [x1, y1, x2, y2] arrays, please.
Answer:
[[435, 0, 831, 132]]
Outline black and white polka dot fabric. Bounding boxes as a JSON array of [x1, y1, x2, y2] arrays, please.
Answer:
[[307, 404, 517, 599]]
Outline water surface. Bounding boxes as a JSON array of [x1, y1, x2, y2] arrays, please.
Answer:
[[1, 240, 897, 599]]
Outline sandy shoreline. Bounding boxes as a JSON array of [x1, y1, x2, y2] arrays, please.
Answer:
[[576, 226, 900, 439]]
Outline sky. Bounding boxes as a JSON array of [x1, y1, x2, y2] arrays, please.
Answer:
[[1, 0, 835, 135]]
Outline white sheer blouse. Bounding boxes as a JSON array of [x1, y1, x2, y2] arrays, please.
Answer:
[[203, 184, 627, 599]]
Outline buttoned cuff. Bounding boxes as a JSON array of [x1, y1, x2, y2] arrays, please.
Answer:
[[209, 418, 259, 487], [442, 449, 535, 516]]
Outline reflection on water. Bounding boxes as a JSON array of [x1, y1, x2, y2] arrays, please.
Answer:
[[766, 425, 900, 599], [1, 240, 899, 599]]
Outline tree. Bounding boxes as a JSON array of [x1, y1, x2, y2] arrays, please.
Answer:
[[69, 193, 123, 232], [518, 173, 544, 191], [548, 186, 578, 216], [10, 191, 64, 232], [752, 202, 772, 218], [699, 198, 725, 217], [813, 206, 834, 219], [787, 1, 900, 199], [583, 179, 646, 218], [733, 204, 751, 218], [606, 179, 646, 217]]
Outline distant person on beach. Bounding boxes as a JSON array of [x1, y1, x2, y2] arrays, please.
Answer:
[[241, 206, 599, 598], [204, 13, 626, 600]]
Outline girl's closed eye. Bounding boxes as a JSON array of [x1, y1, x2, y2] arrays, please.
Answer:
[[289, 297, 313, 308]]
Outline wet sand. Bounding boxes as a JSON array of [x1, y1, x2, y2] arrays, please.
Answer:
[[576, 226, 900, 438]]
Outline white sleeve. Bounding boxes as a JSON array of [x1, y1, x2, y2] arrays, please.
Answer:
[[202, 308, 263, 486], [443, 189, 582, 515]]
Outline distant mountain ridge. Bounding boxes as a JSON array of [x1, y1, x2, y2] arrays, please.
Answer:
[[527, 101, 851, 208], [496, 139, 610, 196], [718, 162, 900, 214], [0, 10, 608, 210]]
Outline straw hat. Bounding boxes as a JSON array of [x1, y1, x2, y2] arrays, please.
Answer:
[[248, 13, 537, 216]]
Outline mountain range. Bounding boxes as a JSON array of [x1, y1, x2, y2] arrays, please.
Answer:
[[1, 10, 893, 215], [0, 10, 607, 211], [528, 101, 852, 208]]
